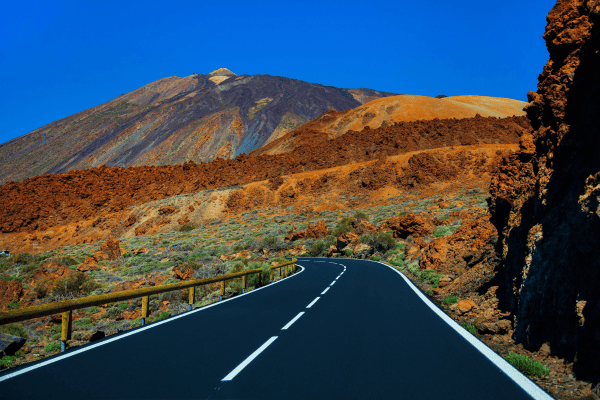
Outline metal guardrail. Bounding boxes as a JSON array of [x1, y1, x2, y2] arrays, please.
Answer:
[[0, 259, 297, 352]]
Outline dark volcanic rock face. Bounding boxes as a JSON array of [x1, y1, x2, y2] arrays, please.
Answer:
[[0, 71, 397, 183], [489, 0, 600, 382]]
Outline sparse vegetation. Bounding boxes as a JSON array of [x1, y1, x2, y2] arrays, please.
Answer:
[[504, 352, 549, 377], [463, 324, 476, 335], [442, 296, 458, 305], [0, 323, 28, 338], [52, 273, 101, 298]]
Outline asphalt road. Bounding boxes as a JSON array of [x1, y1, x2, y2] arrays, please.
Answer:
[[0, 258, 552, 400]]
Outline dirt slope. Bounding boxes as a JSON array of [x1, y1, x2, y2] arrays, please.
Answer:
[[488, 0, 600, 383], [254, 94, 527, 156]]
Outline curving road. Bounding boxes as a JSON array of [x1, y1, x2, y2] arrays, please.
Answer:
[[0, 258, 552, 399]]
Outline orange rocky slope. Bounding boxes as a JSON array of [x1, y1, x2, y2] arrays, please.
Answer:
[[253, 94, 527, 155]]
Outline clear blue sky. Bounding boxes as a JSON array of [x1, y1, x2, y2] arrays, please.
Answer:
[[0, 0, 556, 145]]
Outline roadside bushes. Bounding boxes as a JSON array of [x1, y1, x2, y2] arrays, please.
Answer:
[[51, 273, 101, 298], [359, 231, 396, 253], [504, 352, 549, 377], [309, 240, 327, 256]]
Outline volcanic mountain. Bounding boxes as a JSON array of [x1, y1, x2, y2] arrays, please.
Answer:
[[0, 69, 397, 183]]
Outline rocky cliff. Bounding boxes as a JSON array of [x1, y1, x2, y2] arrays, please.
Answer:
[[488, 0, 600, 382]]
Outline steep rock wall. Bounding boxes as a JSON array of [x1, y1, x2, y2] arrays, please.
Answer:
[[488, 0, 600, 381]]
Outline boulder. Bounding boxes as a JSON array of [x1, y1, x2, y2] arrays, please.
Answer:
[[453, 299, 475, 315], [88, 331, 105, 342], [133, 247, 149, 255], [327, 245, 339, 257], [0, 332, 26, 357], [353, 219, 378, 235], [77, 257, 99, 272], [386, 213, 434, 239], [353, 243, 374, 258], [336, 232, 359, 251], [285, 220, 331, 241], [94, 237, 122, 261]]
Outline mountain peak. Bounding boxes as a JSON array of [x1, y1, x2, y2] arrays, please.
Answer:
[[209, 68, 236, 76]]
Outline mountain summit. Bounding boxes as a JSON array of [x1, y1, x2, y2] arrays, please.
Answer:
[[209, 68, 237, 76]]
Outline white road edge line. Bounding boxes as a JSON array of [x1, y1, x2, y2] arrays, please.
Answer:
[[321, 287, 330, 295], [306, 297, 320, 308], [376, 260, 554, 400], [281, 312, 305, 330], [221, 336, 278, 381], [0, 265, 306, 383]]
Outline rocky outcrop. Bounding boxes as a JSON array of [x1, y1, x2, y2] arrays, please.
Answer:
[[0, 332, 26, 357], [285, 220, 331, 241], [488, 0, 600, 381], [386, 213, 434, 239]]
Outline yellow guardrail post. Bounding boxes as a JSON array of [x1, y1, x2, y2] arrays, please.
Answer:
[[220, 281, 225, 302], [61, 310, 72, 352], [242, 275, 247, 294], [270, 269, 274, 282], [189, 287, 195, 311], [141, 296, 149, 326]]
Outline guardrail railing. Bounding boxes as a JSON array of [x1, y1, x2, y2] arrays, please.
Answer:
[[0, 258, 297, 352]]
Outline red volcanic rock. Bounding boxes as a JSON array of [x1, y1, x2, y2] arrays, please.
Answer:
[[77, 257, 99, 272], [286, 219, 330, 241], [97, 237, 121, 261], [336, 232, 360, 250], [125, 215, 137, 227], [0, 280, 23, 311], [173, 266, 194, 281], [158, 206, 178, 215], [386, 214, 434, 239]]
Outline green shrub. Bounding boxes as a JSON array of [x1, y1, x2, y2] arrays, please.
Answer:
[[425, 289, 434, 295], [463, 324, 477, 335], [86, 306, 101, 315], [360, 232, 397, 253], [156, 311, 170, 321], [52, 273, 101, 297], [179, 224, 196, 232], [344, 249, 352, 257], [123, 252, 133, 258], [353, 211, 368, 221], [504, 352, 549, 377], [58, 257, 79, 267], [309, 240, 327, 256], [7, 299, 19, 310], [442, 296, 458, 305], [75, 318, 93, 327], [0, 354, 18, 368], [12, 253, 34, 265], [0, 323, 28, 338], [32, 282, 48, 298], [372, 256, 381, 261], [433, 223, 461, 237], [45, 342, 61, 353]]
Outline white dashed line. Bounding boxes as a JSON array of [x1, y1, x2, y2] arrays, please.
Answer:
[[306, 297, 320, 308], [330, 281, 336, 286], [281, 312, 305, 330], [222, 336, 278, 381], [321, 287, 330, 295]]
